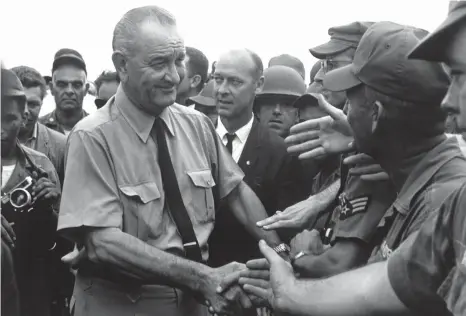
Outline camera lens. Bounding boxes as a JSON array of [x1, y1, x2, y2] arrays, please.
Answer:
[[10, 188, 32, 209]]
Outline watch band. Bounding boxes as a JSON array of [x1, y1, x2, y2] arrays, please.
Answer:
[[273, 243, 291, 254]]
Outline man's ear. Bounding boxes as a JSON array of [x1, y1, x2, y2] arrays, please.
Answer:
[[112, 51, 128, 83], [372, 100, 384, 133], [84, 81, 90, 96], [190, 74, 202, 90], [255, 76, 265, 94]]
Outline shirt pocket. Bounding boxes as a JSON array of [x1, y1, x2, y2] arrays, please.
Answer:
[[118, 182, 161, 240], [186, 170, 216, 224]]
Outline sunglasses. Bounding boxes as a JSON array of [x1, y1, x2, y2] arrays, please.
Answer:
[[95, 98, 108, 108]]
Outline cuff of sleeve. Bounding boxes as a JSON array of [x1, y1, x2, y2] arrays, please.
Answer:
[[219, 172, 245, 200], [57, 213, 121, 242]]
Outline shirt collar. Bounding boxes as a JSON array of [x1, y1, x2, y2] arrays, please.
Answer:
[[114, 86, 175, 143], [216, 114, 254, 143], [393, 137, 464, 214]]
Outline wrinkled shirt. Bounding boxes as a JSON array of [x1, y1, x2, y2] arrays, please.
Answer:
[[58, 87, 244, 261]]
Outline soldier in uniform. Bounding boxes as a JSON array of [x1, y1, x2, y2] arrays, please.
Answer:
[[1, 68, 62, 316], [223, 10, 466, 315]]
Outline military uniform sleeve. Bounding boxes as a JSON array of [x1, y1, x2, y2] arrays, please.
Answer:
[[57, 130, 122, 242], [332, 172, 396, 243], [204, 119, 244, 200], [387, 185, 466, 314]]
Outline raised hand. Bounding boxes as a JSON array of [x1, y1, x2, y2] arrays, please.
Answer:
[[286, 93, 354, 160]]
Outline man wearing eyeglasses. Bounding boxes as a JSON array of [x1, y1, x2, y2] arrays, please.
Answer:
[[94, 71, 120, 109], [310, 22, 374, 110]]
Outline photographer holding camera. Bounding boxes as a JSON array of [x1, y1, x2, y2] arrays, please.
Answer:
[[1, 68, 62, 316]]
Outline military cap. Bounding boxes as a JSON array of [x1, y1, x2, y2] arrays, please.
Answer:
[[2, 68, 25, 97], [323, 22, 450, 105], [257, 65, 306, 97], [52, 48, 87, 74], [188, 80, 215, 107], [310, 22, 375, 59], [409, 1, 466, 61]]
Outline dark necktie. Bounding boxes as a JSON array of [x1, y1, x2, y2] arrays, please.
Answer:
[[226, 133, 236, 154], [153, 118, 202, 262]]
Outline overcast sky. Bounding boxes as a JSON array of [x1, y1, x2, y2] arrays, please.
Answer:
[[1, 0, 449, 83]]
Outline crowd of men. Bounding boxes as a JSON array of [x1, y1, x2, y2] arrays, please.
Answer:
[[2, 1, 466, 316]]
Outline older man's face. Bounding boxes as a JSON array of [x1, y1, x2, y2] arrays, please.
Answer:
[[124, 22, 186, 114], [442, 25, 466, 141]]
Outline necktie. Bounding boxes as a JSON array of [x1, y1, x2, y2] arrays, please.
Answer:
[[226, 133, 236, 154], [153, 118, 202, 262]]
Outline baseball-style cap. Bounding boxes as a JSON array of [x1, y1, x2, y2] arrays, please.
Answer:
[[268, 54, 306, 79], [2, 68, 25, 97], [409, 1, 466, 62], [323, 22, 450, 105], [292, 93, 318, 109], [52, 48, 87, 74], [188, 80, 215, 107], [310, 22, 375, 59]]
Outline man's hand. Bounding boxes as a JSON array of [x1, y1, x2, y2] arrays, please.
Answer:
[[239, 241, 298, 313], [31, 172, 60, 204], [286, 93, 354, 160], [62, 245, 87, 275], [256, 198, 322, 231], [203, 262, 253, 315], [290, 229, 328, 257], [1, 215, 15, 249], [343, 153, 389, 181]]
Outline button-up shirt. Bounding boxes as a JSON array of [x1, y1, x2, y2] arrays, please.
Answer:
[[216, 115, 254, 163], [58, 86, 244, 262], [38, 109, 88, 135], [22, 123, 66, 187], [369, 137, 466, 264]]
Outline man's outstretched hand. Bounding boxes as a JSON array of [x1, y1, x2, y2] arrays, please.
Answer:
[[286, 94, 354, 160]]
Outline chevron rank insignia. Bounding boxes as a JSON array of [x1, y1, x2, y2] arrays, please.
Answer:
[[339, 195, 371, 220]]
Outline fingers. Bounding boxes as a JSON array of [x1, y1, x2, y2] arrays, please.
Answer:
[[287, 139, 322, 156], [240, 270, 270, 281], [348, 164, 385, 176], [61, 247, 87, 269], [298, 147, 326, 161], [238, 291, 253, 310], [285, 130, 320, 146], [258, 240, 283, 266], [2, 227, 15, 248], [289, 115, 333, 134], [239, 277, 269, 290], [343, 153, 375, 166], [360, 172, 390, 181], [1, 216, 16, 248], [216, 271, 242, 294], [246, 258, 270, 270], [242, 284, 269, 302], [312, 93, 346, 121]]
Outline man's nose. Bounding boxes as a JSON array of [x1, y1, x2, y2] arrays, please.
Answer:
[[273, 104, 282, 114], [314, 67, 325, 83], [165, 63, 181, 85]]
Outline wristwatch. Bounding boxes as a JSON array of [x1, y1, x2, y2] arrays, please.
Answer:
[[273, 243, 291, 255]]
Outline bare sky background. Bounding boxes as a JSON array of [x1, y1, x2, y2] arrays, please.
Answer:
[[1, 0, 449, 83]]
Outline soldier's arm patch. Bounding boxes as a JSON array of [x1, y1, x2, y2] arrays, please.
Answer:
[[339, 195, 371, 220]]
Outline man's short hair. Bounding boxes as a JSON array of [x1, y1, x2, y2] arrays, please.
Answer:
[[362, 85, 445, 137], [113, 6, 177, 57], [94, 70, 120, 92], [185, 47, 209, 92], [246, 49, 263, 81], [11, 66, 47, 100]]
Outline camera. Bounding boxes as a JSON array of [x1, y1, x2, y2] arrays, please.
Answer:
[[1, 176, 34, 211]]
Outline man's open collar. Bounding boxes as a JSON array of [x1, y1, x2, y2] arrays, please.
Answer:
[[114, 86, 175, 143]]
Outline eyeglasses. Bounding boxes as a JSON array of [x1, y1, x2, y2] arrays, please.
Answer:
[[320, 59, 352, 73]]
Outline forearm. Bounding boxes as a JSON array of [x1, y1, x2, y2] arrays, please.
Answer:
[[295, 241, 371, 278], [85, 227, 211, 293], [280, 262, 410, 316], [307, 179, 340, 204], [228, 182, 282, 247]]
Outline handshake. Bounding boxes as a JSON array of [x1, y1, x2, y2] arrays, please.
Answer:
[[204, 240, 299, 316]]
